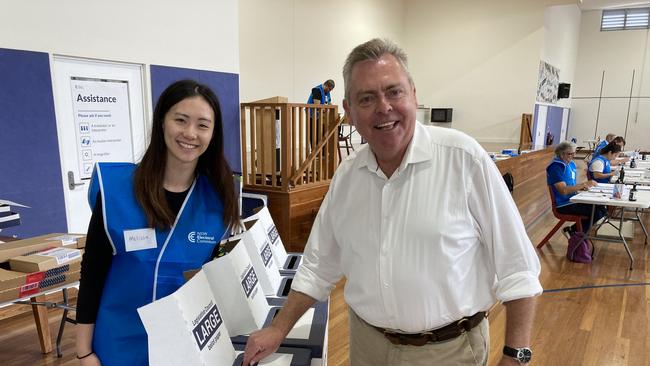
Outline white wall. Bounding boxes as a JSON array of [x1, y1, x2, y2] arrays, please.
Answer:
[[0, 0, 239, 74], [403, 0, 575, 143], [541, 5, 582, 109], [570, 9, 650, 150], [239, 0, 404, 107]]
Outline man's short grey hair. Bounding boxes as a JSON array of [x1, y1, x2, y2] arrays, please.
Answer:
[[554, 141, 576, 157], [342, 38, 414, 101]]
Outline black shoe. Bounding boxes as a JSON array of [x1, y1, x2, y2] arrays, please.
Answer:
[[562, 226, 575, 238]]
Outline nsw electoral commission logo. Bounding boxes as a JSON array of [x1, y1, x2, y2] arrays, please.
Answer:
[[187, 231, 217, 244]]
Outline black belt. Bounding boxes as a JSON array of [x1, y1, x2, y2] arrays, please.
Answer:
[[371, 312, 487, 346]]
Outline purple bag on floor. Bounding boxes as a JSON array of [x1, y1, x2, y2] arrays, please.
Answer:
[[566, 232, 593, 263]]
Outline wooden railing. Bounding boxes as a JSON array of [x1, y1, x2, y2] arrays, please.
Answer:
[[240, 102, 341, 191]]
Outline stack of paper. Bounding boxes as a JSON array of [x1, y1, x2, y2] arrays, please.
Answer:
[[0, 199, 29, 230]]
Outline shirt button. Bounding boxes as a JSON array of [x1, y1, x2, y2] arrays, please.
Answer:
[[384, 283, 389, 287]]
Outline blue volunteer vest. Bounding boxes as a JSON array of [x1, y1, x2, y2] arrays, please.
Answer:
[[307, 84, 331, 105], [88, 162, 225, 365], [588, 155, 611, 183], [547, 158, 577, 207], [593, 140, 607, 157]]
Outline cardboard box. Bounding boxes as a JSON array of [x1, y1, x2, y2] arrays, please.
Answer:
[[0, 268, 43, 292], [0, 270, 80, 303], [0, 261, 82, 292], [0, 233, 71, 263], [9, 247, 82, 273]]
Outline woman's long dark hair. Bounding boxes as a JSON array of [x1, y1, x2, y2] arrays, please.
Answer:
[[134, 79, 239, 231]]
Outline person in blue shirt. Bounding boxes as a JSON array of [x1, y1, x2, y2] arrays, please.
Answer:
[[588, 142, 622, 183], [307, 79, 335, 150], [76, 80, 240, 366], [593, 133, 615, 156], [307, 79, 335, 105], [547, 141, 606, 235]]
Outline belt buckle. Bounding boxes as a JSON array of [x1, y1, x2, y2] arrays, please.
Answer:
[[456, 317, 470, 332]]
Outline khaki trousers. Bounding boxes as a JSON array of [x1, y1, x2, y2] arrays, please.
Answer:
[[349, 310, 489, 366]]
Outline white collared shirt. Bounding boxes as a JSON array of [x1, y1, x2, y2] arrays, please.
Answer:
[[292, 122, 542, 333]]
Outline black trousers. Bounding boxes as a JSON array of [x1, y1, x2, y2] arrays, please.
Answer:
[[557, 203, 607, 232]]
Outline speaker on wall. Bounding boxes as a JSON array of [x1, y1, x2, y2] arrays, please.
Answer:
[[558, 83, 571, 99]]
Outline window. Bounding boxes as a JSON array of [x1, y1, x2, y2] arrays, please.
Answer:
[[601, 8, 650, 31]]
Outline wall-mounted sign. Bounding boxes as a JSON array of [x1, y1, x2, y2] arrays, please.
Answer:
[[70, 77, 134, 179]]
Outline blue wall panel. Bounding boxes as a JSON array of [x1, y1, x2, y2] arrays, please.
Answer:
[[0, 48, 67, 238], [150, 65, 241, 173]]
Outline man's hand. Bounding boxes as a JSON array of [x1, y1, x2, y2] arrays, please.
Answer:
[[582, 180, 597, 190], [242, 325, 286, 365]]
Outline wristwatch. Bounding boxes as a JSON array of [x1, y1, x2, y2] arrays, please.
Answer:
[[503, 345, 532, 364]]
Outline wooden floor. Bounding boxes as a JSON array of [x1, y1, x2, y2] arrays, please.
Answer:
[[2, 208, 650, 365]]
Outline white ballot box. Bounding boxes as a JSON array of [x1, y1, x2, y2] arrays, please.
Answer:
[[138, 270, 314, 366], [232, 344, 312, 366], [232, 297, 329, 366]]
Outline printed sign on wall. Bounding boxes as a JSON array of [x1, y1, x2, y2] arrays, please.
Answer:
[[70, 77, 134, 179], [536, 61, 560, 104]]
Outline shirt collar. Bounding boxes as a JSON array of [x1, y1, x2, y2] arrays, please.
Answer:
[[355, 121, 433, 175]]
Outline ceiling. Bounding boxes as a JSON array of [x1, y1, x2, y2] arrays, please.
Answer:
[[578, 0, 650, 10]]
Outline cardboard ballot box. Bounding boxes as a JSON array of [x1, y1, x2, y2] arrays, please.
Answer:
[[139, 270, 238, 366], [243, 207, 289, 269], [232, 297, 328, 360], [266, 275, 296, 299], [279, 253, 302, 276], [232, 344, 312, 366], [201, 242, 271, 336], [138, 264, 313, 366], [239, 220, 283, 297]]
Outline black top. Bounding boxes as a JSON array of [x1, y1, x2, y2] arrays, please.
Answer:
[[76, 190, 188, 324], [311, 87, 323, 102]]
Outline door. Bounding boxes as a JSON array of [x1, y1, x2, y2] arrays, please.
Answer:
[[51, 56, 148, 233]]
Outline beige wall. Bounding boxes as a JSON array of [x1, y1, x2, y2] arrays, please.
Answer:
[[570, 9, 650, 150], [0, 0, 239, 74], [404, 0, 575, 143], [240, 0, 577, 143], [239, 0, 404, 106], [542, 5, 582, 109]]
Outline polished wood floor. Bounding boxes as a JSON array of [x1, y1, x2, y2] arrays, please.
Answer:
[[2, 208, 649, 365]]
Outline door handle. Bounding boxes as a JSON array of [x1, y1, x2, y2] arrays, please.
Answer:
[[67, 171, 85, 190]]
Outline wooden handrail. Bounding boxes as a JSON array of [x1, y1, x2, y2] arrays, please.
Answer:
[[240, 102, 339, 191], [289, 115, 343, 186]]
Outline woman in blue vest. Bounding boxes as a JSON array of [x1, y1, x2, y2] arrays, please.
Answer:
[[76, 80, 240, 365], [588, 142, 622, 183], [546, 141, 606, 235]]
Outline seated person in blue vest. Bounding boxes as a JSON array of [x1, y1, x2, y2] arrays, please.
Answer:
[[593, 133, 616, 156], [588, 141, 622, 183], [75, 79, 240, 366], [307, 79, 335, 149], [547, 141, 606, 236]]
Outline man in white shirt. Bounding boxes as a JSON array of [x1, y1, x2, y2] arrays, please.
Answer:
[[243, 38, 542, 366]]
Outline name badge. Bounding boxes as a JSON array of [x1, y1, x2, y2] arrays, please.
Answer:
[[124, 228, 157, 252]]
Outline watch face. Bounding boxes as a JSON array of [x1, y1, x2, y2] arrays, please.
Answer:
[[517, 348, 532, 363]]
